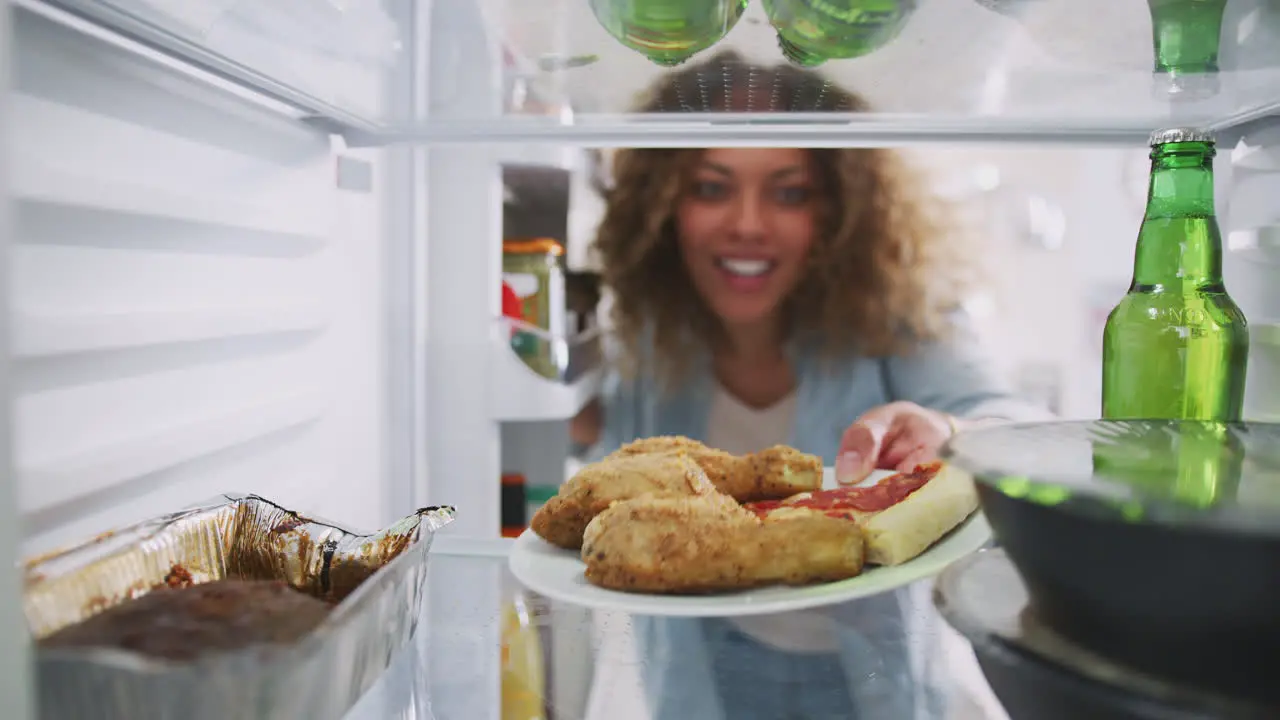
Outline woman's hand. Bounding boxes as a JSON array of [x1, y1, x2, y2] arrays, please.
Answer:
[[835, 401, 957, 486], [570, 398, 603, 449]]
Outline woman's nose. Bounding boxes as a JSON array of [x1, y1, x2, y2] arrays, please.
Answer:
[[731, 195, 767, 241]]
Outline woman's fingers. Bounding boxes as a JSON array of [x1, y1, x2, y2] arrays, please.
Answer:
[[838, 403, 955, 484], [879, 413, 948, 469], [835, 407, 896, 485], [895, 444, 938, 473]]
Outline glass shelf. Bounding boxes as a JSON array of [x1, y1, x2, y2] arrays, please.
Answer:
[[404, 0, 1280, 145], [27, 0, 1280, 145], [347, 538, 1002, 720]]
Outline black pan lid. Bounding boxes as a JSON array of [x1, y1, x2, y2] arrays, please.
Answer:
[[934, 548, 1275, 718], [941, 420, 1280, 536]]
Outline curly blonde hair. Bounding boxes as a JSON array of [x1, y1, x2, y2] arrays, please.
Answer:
[[594, 50, 974, 383]]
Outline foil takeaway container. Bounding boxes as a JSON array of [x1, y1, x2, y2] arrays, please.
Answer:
[[23, 494, 456, 720]]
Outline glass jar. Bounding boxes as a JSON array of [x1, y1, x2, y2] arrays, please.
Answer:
[[503, 238, 568, 380]]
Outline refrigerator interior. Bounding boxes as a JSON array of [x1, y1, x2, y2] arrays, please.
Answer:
[[4, 0, 1280, 719], [4, 0, 420, 716], [1, 4, 30, 718]]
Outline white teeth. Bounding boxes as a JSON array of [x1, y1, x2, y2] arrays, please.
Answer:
[[718, 258, 772, 277]]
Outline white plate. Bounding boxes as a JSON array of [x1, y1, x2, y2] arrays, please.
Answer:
[[508, 468, 993, 618]]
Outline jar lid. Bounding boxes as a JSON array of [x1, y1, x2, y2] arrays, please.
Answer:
[[504, 238, 565, 256]]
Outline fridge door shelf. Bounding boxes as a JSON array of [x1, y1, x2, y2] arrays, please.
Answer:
[[493, 320, 603, 422]]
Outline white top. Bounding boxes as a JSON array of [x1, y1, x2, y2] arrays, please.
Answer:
[[704, 383, 843, 654]]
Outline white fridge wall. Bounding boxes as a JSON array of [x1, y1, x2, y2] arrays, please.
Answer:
[[0, 3, 35, 717], [9, 8, 394, 556]]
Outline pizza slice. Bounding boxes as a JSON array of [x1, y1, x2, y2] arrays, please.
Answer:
[[744, 461, 979, 566]]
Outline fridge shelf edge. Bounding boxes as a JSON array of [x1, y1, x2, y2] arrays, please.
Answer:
[[19, 0, 383, 136]]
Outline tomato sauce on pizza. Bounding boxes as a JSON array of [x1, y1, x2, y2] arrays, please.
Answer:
[[745, 462, 943, 520]]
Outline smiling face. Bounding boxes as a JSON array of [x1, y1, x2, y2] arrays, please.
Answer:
[[675, 148, 819, 340]]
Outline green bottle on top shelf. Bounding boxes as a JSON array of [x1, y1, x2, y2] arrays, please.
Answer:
[[1095, 128, 1248, 510], [1148, 0, 1227, 96], [763, 0, 917, 67], [971, 0, 1047, 18], [589, 0, 748, 67], [1101, 127, 1249, 424]]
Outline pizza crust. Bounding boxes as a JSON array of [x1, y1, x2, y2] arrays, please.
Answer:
[[860, 463, 980, 566]]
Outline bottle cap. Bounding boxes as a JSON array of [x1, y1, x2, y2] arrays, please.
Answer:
[[1149, 127, 1216, 147]]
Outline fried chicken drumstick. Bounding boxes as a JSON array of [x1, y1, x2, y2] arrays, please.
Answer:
[[606, 436, 822, 502], [530, 452, 716, 549], [581, 494, 865, 594], [530, 436, 823, 549]]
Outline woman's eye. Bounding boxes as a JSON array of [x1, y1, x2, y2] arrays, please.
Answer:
[[775, 186, 811, 205], [691, 180, 729, 200]]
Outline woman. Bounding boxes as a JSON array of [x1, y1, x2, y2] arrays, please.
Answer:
[[572, 51, 1049, 719]]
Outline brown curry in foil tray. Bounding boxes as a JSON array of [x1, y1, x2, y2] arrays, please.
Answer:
[[24, 494, 456, 663], [40, 576, 333, 661]]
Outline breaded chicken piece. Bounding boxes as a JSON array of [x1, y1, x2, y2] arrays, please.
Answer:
[[581, 494, 865, 594], [607, 436, 822, 502], [604, 436, 709, 459], [530, 452, 715, 549]]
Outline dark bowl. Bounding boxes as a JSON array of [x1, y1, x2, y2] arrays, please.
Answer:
[[977, 484, 1280, 704], [974, 635, 1234, 720], [944, 420, 1280, 705], [934, 548, 1280, 720]]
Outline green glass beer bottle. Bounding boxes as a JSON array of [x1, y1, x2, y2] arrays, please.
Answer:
[[1147, 0, 1227, 96], [1089, 418, 1245, 510], [589, 0, 748, 68], [762, 0, 917, 67], [1101, 128, 1249, 423], [972, 0, 1047, 19]]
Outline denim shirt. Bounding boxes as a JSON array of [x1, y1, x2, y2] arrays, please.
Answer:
[[586, 318, 1052, 719]]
